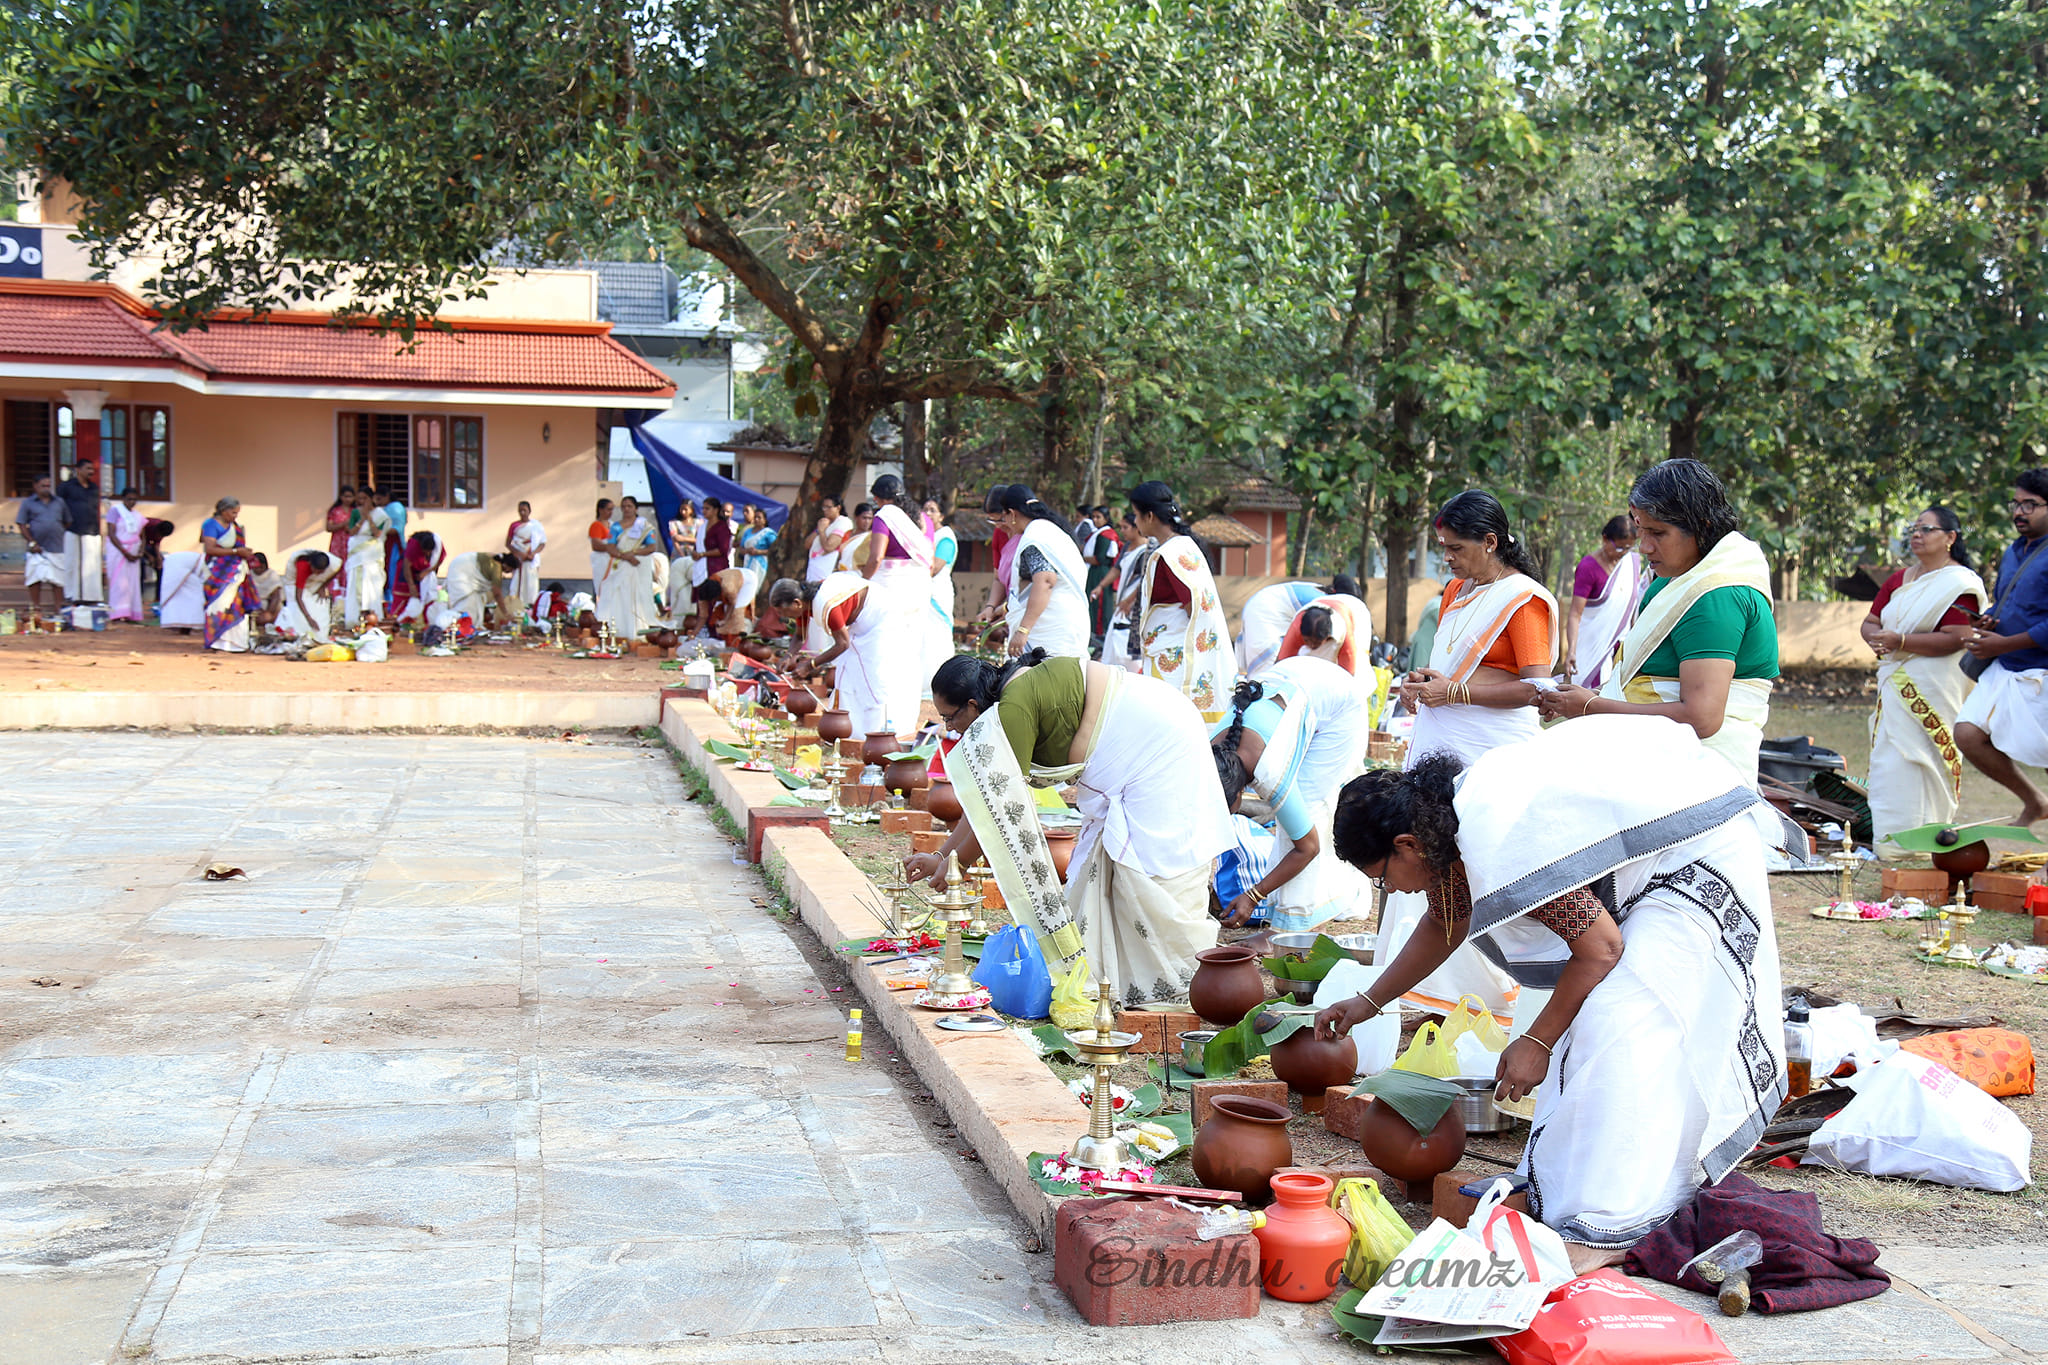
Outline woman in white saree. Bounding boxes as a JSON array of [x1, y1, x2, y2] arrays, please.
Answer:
[[275, 549, 342, 642], [1386, 491, 1558, 1019], [343, 489, 390, 627], [1542, 460, 1779, 787], [506, 501, 546, 610], [860, 476, 937, 737], [1316, 715, 1786, 1257], [1131, 481, 1235, 722], [1860, 507, 1985, 849], [604, 496, 663, 639], [908, 651, 1236, 1007], [992, 484, 1092, 662], [1566, 515, 1644, 688]]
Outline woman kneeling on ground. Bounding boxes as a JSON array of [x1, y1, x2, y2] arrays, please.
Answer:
[[1312, 714, 1786, 1263], [905, 650, 1234, 1007]]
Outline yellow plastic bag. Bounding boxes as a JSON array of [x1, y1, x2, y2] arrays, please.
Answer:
[[1441, 992, 1511, 1053], [1049, 955, 1096, 1031], [305, 643, 354, 663], [1333, 1177, 1416, 1289], [1391, 1020, 1460, 1077]]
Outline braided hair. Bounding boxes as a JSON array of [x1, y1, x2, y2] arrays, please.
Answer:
[[870, 473, 913, 515], [1331, 754, 1464, 873], [1435, 490, 1539, 579], [1130, 480, 1192, 538], [930, 648, 1050, 714], [1210, 679, 1265, 809], [1296, 605, 1336, 649]]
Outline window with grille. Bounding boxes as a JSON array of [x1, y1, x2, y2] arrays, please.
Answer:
[[2, 400, 166, 497], [337, 412, 482, 508]]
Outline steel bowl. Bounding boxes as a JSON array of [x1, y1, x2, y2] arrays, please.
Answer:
[[1178, 1030, 1218, 1077], [1267, 931, 1374, 959], [1451, 1075, 1512, 1133]]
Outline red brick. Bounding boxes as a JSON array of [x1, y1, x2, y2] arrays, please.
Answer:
[[1192, 1080, 1290, 1130], [1974, 891, 2027, 915], [879, 809, 932, 835], [1881, 868, 1949, 899], [837, 739, 866, 761], [746, 808, 829, 864], [839, 784, 884, 809], [2035, 915, 2048, 946], [1974, 871, 2030, 899], [907, 786, 930, 812], [910, 830, 947, 855], [1053, 1197, 1261, 1325], [1432, 1168, 1530, 1228], [1115, 1012, 1167, 1055], [1322, 1084, 1371, 1141], [1277, 1162, 1376, 1185]]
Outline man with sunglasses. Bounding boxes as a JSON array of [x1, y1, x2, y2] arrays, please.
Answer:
[[1956, 469, 2048, 825]]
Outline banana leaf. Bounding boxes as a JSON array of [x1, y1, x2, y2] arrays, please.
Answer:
[[1884, 819, 2044, 852], [885, 737, 940, 762], [1353, 1069, 1462, 1135], [1201, 999, 1316, 1078], [772, 765, 810, 790], [1149, 1110, 1193, 1157], [706, 739, 751, 762], [1032, 1023, 1079, 1061], [1146, 1054, 1203, 1090]]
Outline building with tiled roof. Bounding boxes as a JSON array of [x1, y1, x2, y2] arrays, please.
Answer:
[[0, 199, 686, 579]]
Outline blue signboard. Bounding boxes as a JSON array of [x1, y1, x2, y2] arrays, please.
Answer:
[[0, 226, 43, 278]]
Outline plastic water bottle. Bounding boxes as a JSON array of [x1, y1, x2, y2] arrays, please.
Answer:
[[1784, 999, 1813, 1098], [844, 1008, 863, 1062]]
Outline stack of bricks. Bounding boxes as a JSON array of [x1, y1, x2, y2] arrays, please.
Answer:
[[1971, 870, 2030, 915], [1879, 867, 1948, 901]]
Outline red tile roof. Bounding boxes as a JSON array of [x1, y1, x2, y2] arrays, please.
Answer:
[[0, 281, 673, 399]]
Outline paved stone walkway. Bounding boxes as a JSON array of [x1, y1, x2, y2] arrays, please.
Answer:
[[0, 734, 2039, 1364]]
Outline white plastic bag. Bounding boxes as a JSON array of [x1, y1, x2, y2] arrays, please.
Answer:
[[353, 628, 389, 663], [1468, 1178, 1574, 1290], [1315, 959, 1401, 1074], [1357, 1214, 1544, 1344], [1803, 1050, 2032, 1192], [1808, 1002, 1880, 1080]]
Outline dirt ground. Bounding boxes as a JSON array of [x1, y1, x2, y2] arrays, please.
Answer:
[[0, 619, 673, 694], [827, 811, 2048, 1248]]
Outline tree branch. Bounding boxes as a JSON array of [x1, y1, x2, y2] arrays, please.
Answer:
[[681, 203, 842, 371]]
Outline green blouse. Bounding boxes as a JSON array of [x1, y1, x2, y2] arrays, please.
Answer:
[[1636, 581, 1780, 679], [996, 655, 1088, 770]]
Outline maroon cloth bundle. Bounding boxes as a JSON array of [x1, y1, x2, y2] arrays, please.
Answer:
[[1624, 1172, 1890, 1313]]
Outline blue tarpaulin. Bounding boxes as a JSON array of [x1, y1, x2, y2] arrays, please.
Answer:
[[630, 426, 791, 556]]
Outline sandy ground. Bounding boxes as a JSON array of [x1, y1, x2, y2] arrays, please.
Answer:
[[0, 621, 671, 694]]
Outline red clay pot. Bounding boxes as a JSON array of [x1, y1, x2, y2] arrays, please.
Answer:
[[784, 686, 818, 718], [817, 709, 853, 743], [927, 779, 964, 825], [1358, 1098, 1467, 1184], [1191, 1095, 1294, 1203], [862, 731, 899, 768], [1255, 1171, 1351, 1302], [1189, 945, 1267, 1027], [1933, 840, 1993, 899], [1043, 827, 1079, 881], [1270, 1030, 1357, 1098], [884, 756, 929, 796]]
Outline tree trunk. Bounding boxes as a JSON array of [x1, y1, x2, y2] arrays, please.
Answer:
[[1041, 360, 1072, 497], [1383, 503, 1416, 648], [1290, 504, 1315, 577], [935, 397, 962, 512], [901, 398, 929, 501], [1356, 482, 1377, 584], [779, 378, 880, 579]]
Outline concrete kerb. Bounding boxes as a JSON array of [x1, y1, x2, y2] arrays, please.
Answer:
[[659, 696, 1073, 1235], [0, 689, 659, 731]]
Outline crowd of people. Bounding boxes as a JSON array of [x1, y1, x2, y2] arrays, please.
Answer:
[[739, 455, 2048, 1262]]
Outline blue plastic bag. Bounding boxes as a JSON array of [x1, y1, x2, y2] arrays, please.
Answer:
[[971, 923, 1053, 1019]]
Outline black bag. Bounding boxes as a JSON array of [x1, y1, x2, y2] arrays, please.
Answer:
[[1961, 650, 1991, 681]]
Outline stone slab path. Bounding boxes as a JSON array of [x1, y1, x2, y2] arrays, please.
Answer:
[[0, 734, 2035, 1364]]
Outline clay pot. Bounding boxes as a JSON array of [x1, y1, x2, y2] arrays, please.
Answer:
[[884, 756, 929, 796], [1932, 839, 1993, 899], [1255, 1171, 1351, 1302], [741, 640, 773, 661], [1191, 1095, 1294, 1203], [784, 686, 818, 718], [1043, 826, 1079, 881], [817, 709, 854, 743], [1270, 1029, 1357, 1098], [927, 779, 964, 825], [1189, 945, 1268, 1028], [1358, 1098, 1467, 1184], [862, 731, 899, 768]]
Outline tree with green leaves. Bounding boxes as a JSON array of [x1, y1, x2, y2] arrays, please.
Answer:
[[1, 0, 1305, 566]]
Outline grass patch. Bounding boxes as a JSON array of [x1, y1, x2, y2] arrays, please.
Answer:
[[650, 727, 745, 844], [758, 851, 799, 923]]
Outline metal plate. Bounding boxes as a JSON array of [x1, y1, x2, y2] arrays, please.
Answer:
[[935, 1013, 1008, 1033]]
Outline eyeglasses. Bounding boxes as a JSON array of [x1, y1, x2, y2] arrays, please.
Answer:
[[938, 701, 974, 733], [2008, 500, 2046, 514], [1904, 524, 1947, 537]]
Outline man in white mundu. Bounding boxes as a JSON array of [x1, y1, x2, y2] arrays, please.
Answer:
[[1862, 508, 1985, 847], [1388, 491, 1557, 1021]]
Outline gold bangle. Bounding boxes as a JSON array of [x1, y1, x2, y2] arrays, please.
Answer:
[[1357, 992, 1384, 1017], [1522, 1034, 1556, 1055]]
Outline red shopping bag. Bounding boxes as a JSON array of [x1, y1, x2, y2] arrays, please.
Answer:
[[1495, 1270, 1736, 1365]]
